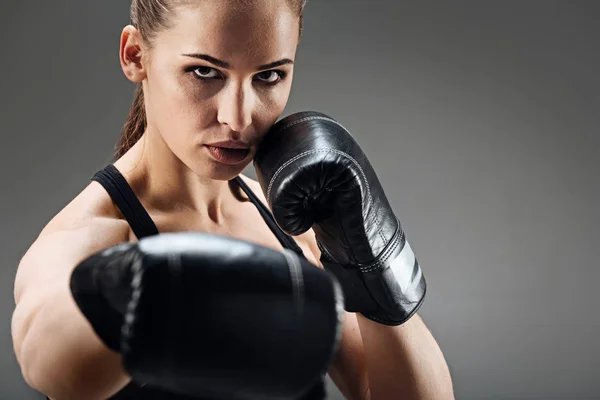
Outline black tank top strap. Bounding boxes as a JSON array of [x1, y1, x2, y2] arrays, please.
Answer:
[[91, 164, 159, 239], [233, 176, 306, 259]]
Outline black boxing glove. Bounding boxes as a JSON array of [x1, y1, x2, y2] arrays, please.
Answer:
[[254, 111, 426, 326], [69, 232, 343, 400]]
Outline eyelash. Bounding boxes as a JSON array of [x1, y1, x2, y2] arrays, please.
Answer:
[[186, 66, 287, 86]]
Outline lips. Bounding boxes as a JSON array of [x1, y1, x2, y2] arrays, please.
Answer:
[[204, 141, 251, 165]]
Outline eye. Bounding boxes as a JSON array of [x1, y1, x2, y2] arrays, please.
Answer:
[[254, 70, 286, 85], [192, 66, 221, 80]]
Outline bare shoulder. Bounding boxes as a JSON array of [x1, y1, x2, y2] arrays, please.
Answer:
[[39, 180, 126, 238], [15, 181, 130, 303]]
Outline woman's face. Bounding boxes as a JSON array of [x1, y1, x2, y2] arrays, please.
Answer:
[[127, 1, 300, 180]]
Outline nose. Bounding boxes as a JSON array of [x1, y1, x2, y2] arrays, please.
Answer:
[[217, 81, 254, 133]]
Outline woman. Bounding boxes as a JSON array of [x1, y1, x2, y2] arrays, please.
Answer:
[[11, 0, 454, 399]]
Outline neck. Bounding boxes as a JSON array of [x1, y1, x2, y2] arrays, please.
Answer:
[[114, 128, 234, 223]]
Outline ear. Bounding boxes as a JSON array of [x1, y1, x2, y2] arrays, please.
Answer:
[[119, 25, 147, 83]]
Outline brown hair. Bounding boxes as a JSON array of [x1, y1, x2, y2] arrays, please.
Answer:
[[114, 0, 309, 160]]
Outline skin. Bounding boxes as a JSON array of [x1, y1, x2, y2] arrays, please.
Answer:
[[11, 1, 455, 399]]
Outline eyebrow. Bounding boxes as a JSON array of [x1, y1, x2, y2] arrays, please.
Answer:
[[181, 53, 294, 70]]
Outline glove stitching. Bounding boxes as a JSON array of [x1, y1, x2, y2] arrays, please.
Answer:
[[267, 115, 388, 265], [360, 223, 406, 273], [360, 236, 401, 273], [280, 117, 388, 246], [267, 148, 389, 261], [267, 149, 372, 212], [272, 115, 352, 138], [281, 249, 305, 316], [121, 251, 144, 354], [266, 114, 360, 200]]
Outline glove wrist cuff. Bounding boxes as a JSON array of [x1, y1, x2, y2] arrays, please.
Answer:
[[321, 227, 427, 326]]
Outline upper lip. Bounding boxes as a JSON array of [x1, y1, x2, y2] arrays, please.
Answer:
[[205, 140, 250, 149]]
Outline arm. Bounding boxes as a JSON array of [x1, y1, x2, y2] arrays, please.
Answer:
[[354, 312, 454, 400], [329, 313, 453, 400], [12, 218, 132, 400], [67, 231, 343, 399], [14, 213, 343, 400], [301, 235, 453, 400], [253, 111, 455, 399]]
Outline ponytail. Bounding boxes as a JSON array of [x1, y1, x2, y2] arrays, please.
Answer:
[[115, 84, 146, 160]]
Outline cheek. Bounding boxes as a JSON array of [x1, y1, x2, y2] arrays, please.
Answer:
[[149, 68, 210, 132], [255, 82, 293, 127], [147, 65, 184, 120]]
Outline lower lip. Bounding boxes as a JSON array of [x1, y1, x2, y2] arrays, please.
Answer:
[[204, 145, 250, 165]]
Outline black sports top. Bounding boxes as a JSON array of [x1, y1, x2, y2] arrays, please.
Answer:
[[46, 165, 327, 400]]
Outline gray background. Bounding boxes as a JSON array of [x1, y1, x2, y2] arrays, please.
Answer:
[[1, 1, 599, 399]]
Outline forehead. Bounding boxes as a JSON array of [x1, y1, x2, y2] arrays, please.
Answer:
[[157, 1, 300, 67]]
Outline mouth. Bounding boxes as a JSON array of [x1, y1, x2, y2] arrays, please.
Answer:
[[204, 141, 251, 165]]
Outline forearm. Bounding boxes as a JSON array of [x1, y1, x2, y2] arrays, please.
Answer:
[[357, 313, 454, 400], [15, 288, 130, 400]]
